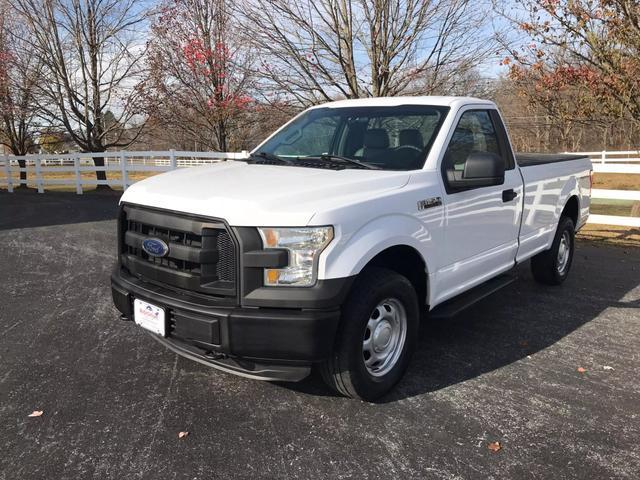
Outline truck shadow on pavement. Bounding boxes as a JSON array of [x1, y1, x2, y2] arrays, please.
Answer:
[[284, 242, 639, 402], [0, 190, 121, 230]]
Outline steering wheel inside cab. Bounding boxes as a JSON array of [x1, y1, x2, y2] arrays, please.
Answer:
[[386, 145, 424, 170]]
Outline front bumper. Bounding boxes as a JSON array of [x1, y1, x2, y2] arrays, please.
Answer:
[[111, 267, 349, 381]]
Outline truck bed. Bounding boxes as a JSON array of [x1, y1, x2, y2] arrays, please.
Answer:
[[516, 153, 589, 167]]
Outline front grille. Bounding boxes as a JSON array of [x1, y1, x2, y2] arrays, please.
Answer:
[[120, 205, 237, 297]]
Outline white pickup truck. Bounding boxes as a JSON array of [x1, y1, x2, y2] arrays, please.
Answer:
[[111, 96, 592, 400]]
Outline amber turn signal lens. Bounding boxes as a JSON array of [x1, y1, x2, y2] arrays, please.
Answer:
[[263, 229, 278, 248], [265, 269, 280, 284]]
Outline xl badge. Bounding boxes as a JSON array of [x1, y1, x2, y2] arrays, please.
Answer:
[[417, 197, 442, 211], [142, 238, 170, 257]]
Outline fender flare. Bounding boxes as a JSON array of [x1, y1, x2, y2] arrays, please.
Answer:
[[319, 213, 435, 282]]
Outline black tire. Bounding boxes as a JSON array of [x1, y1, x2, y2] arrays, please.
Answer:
[[319, 267, 419, 401], [531, 216, 575, 285]]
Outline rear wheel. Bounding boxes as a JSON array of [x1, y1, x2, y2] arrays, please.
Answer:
[[319, 267, 419, 401], [531, 216, 575, 285]]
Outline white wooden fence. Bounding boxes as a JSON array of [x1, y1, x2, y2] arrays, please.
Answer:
[[0, 150, 248, 194], [1, 149, 639, 227], [566, 151, 640, 227]]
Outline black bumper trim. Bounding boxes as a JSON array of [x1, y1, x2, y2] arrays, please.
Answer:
[[112, 267, 346, 366], [149, 334, 311, 382]]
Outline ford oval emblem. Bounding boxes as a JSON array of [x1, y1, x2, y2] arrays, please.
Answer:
[[142, 238, 169, 257]]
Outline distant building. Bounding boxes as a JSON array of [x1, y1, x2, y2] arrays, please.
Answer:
[[36, 131, 79, 154]]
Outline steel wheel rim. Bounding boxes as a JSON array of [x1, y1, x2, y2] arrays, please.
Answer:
[[557, 230, 571, 274], [362, 298, 407, 377]]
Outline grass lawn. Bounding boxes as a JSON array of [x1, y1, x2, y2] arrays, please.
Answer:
[[579, 224, 640, 248], [592, 173, 640, 191], [0, 168, 156, 192]]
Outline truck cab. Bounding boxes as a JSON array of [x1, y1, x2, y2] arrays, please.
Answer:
[[111, 96, 591, 400]]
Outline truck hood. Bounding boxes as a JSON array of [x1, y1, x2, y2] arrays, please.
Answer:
[[120, 161, 411, 226]]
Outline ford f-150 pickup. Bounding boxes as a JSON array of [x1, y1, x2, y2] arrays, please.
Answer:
[[111, 96, 592, 400]]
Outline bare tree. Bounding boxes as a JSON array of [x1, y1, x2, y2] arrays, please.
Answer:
[[0, 0, 42, 187], [11, 0, 149, 187], [241, 0, 496, 106], [146, 0, 255, 151], [497, 0, 640, 122]]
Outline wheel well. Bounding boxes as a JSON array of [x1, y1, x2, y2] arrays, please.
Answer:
[[364, 245, 427, 305], [562, 195, 579, 226]]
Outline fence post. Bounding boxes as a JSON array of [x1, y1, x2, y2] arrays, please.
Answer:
[[3, 155, 13, 193], [601, 151, 606, 164], [35, 156, 44, 193], [120, 153, 128, 190], [170, 149, 177, 170], [74, 154, 83, 195]]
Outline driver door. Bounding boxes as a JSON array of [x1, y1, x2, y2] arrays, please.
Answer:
[[434, 108, 522, 304]]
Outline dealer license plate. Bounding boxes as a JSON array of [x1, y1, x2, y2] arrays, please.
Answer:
[[133, 299, 166, 336]]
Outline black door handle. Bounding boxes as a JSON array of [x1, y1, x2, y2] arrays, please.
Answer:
[[502, 189, 517, 202]]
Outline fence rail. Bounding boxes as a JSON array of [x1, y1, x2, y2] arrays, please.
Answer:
[[1, 149, 639, 228], [569, 150, 640, 164], [0, 150, 248, 194]]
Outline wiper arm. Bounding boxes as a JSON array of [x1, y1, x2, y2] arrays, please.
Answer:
[[248, 151, 296, 165], [315, 154, 380, 170]]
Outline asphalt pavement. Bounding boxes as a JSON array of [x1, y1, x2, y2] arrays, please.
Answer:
[[1, 190, 639, 479]]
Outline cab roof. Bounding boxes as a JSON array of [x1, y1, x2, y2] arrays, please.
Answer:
[[309, 96, 496, 110]]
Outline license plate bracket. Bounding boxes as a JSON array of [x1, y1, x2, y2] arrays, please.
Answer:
[[133, 298, 166, 337]]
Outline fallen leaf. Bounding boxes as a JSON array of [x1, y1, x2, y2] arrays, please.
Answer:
[[577, 367, 587, 373], [28, 410, 43, 418], [603, 366, 614, 371], [487, 441, 502, 453], [178, 431, 189, 439], [518, 340, 528, 347]]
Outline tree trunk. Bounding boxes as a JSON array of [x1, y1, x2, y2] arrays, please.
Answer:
[[217, 120, 228, 152], [15, 159, 29, 189], [93, 155, 111, 191]]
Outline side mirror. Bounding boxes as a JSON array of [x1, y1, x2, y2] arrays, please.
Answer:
[[446, 151, 505, 190], [463, 151, 505, 179]]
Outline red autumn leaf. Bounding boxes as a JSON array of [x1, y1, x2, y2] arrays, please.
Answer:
[[577, 367, 587, 373], [488, 441, 502, 453]]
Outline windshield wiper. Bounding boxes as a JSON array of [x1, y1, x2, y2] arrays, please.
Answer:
[[311, 154, 380, 170], [248, 151, 296, 165]]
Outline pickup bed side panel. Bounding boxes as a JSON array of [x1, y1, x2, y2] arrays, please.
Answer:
[[517, 158, 592, 262]]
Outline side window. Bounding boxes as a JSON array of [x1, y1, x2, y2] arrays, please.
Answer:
[[443, 110, 501, 172]]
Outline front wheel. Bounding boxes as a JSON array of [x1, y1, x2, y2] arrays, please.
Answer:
[[319, 267, 419, 401], [531, 216, 575, 285]]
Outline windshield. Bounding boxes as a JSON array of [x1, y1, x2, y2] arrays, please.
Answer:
[[257, 105, 449, 171]]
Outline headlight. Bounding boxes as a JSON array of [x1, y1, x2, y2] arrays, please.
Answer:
[[257, 226, 334, 287]]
